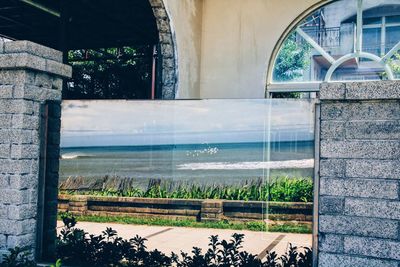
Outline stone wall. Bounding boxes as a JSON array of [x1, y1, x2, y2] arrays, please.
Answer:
[[58, 195, 312, 224], [0, 41, 71, 260], [318, 81, 400, 267]]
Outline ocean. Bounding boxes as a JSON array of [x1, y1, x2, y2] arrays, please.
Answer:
[[59, 141, 314, 188]]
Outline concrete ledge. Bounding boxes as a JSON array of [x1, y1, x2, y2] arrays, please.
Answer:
[[0, 41, 72, 78]]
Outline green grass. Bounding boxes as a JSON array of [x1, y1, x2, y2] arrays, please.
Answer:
[[61, 176, 313, 203], [60, 214, 312, 234]]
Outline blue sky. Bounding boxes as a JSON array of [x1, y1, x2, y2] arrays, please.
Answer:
[[60, 99, 315, 148]]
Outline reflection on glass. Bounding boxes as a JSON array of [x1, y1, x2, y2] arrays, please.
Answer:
[[60, 100, 315, 185], [272, 0, 400, 83]]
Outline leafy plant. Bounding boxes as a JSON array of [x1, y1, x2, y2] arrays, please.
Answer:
[[0, 247, 35, 267], [56, 213, 312, 267], [61, 176, 313, 203]]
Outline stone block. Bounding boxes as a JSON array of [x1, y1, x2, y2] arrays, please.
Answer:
[[0, 189, 30, 205], [0, 176, 9, 188], [0, 70, 34, 86], [321, 101, 400, 121], [319, 215, 398, 239], [320, 178, 399, 199], [11, 114, 39, 130], [9, 174, 37, 190], [4, 40, 63, 62], [320, 140, 400, 159], [11, 144, 40, 159], [346, 81, 400, 100], [346, 120, 400, 140], [6, 233, 35, 248], [0, 129, 33, 144], [0, 205, 7, 219], [153, 7, 168, 19], [0, 144, 10, 158], [318, 252, 398, 267], [345, 198, 400, 220], [345, 159, 400, 179], [45, 59, 72, 78], [321, 121, 345, 140], [14, 84, 62, 101], [0, 85, 13, 98], [0, 100, 33, 115], [0, 218, 35, 235], [8, 204, 36, 220], [0, 159, 36, 174], [319, 82, 346, 100], [319, 234, 344, 253], [34, 72, 52, 88], [344, 236, 400, 261], [0, 115, 12, 128], [320, 196, 344, 214]]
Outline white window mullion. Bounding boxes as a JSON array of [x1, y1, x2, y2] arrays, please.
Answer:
[[381, 17, 386, 56]]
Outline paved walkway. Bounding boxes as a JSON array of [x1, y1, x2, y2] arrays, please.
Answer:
[[57, 221, 312, 259]]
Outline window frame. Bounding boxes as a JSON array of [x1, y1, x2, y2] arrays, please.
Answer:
[[267, 0, 400, 95]]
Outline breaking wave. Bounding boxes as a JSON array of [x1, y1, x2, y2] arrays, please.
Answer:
[[60, 153, 93, 160], [177, 159, 314, 170]]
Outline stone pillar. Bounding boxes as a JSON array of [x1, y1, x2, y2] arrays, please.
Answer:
[[201, 200, 223, 222], [0, 41, 71, 260], [317, 81, 400, 267]]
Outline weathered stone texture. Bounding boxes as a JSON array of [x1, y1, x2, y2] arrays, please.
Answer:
[[319, 253, 398, 267], [148, 0, 177, 99], [318, 81, 400, 266], [0, 41, 71, 261]]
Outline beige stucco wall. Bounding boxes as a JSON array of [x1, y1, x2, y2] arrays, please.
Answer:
[[199, 0, 325, 98], [164, 0, 328, 99], [163, 0, 204, 99]]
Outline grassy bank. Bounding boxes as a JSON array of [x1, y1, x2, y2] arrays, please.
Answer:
[[59, 214, 312, 234], [60, 176, 313, 202]]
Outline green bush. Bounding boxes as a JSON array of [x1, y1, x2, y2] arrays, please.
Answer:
[[61, 177, 313, 203], [54, 212, 312, 267], [0, 247, 35, 267]]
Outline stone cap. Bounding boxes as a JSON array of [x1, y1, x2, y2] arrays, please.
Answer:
[[320, 81, 400, 100], [0, 40, 72, 78]]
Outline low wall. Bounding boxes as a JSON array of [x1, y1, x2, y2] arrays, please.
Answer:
[[58, 195, 312, 223]]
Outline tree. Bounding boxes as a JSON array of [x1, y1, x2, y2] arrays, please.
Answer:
[[272, 33, 311, 98]]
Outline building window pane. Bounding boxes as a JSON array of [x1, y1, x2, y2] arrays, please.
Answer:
[[363, 27, 382, 56], [386, 15, 400, 24], [271, 0, 400, 86], [386, 26, 400, 52]]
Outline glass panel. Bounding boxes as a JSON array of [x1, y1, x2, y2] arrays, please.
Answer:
[[59, 99, 316, 257], [386, 26, 400, 52], [363, 17, 382, 25], [271, 0, 400, 85], [363, 27, 382, 56], [386, 15, 400, 24]]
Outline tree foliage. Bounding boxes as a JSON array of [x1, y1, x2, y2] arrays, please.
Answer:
[[63, 46, 153, 100], [272, 33, 311, 98]]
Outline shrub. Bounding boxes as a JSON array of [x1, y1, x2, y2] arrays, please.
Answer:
[[61, 176, 313, 203], [56, 213, 312, 267], [0, 247, 36, 267]]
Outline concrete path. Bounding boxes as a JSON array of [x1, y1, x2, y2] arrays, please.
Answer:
[[57, 221, 312, 259]]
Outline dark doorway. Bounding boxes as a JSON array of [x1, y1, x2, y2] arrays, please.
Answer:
[[0, 0, 166, 99]]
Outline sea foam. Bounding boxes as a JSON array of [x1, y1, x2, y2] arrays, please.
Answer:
[[177, 159, 314, 170]]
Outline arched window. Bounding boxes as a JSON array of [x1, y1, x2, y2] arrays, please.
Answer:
[[268, 0, 400, 95]]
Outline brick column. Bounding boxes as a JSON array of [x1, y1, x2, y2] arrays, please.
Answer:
[[0, 41, 71, 260], [317, 81, 400, 267]]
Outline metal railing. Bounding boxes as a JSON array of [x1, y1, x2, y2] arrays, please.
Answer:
[[298, 27, 341, 49]]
